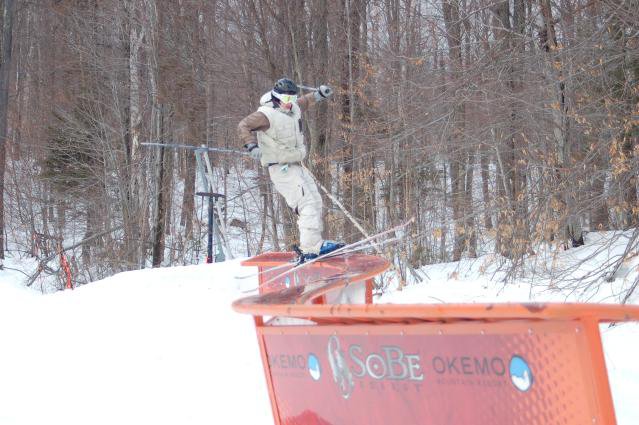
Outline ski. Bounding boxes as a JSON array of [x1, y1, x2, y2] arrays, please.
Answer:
[[253, 218, 414, 291], [234, 233, 398, 281], [234, 218, 413, 281], [238, 234, 404, 293]]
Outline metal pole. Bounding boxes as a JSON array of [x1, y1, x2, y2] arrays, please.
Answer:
[[202, 150, 234, 259], [297, 84, 318, 92], [141, 142, 247, 156], [213, 199, 225, 262], [207, 196, 214, 263], [198, 191, 226, 263]]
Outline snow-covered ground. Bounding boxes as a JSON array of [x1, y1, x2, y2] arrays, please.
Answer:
[[0, 259, 271, 425], [1, 231, 638, 424]]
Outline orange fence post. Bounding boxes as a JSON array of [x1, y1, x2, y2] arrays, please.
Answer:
[[365, 278, 373, 304], [255, 323, 283, 425], [58, 243, 73, 290], [581, 317, 617, 424]]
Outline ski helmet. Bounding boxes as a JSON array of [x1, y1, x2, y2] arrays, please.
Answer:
[[273, 78, 299, 95]]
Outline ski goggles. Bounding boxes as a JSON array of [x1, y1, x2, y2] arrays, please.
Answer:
[[275, 92, 298, 104]]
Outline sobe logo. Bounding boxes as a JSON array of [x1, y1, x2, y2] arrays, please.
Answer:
[[327, 336, 355, 399], [327, 335, 424, 399]]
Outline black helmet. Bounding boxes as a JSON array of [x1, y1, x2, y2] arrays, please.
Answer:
[[273, 78, 299, 95]]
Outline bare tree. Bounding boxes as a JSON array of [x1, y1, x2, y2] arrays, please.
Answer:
[[0, 0, 16, 259]]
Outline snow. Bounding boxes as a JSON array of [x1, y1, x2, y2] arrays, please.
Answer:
[[1, 231, 639, 424], [0, 259, 272, 425]]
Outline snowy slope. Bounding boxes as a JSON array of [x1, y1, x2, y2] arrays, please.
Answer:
[[1, 229, 639, 424], [0, 259, 272, 425]]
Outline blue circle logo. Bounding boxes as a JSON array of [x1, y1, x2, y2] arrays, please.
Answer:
[[308, 353, 321, 381], [509, 355, 533, 392]]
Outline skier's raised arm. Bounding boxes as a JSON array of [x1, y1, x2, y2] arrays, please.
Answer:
[[297, 85, 333, 112]]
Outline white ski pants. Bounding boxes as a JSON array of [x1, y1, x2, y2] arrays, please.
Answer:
[[268, 163, 323, 254]]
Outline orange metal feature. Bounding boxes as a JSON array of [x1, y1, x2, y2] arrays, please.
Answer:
[[261, 321, 606, 424], [235, 253, 638, 425], [581, 318, 617, 424], [60, 250, 73, 290], [240, 252, 384, 304]]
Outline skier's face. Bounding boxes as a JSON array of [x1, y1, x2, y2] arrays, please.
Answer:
[[278, 93, 297, 111]]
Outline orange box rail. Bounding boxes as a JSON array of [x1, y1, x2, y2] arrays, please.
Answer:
[[234, 253, 639, 425]]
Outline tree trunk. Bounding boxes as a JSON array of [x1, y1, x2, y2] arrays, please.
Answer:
[[310, 0, 330, 235], [151, 146, 167, 266], [340, 0, 363, 243], [540, 0, 583, 247], [180, 143, 196, 240], [443, 0, 474, 260], [480, 150, 493, 230], [0, 0, 15, 259], [605, 0, 638, 229], [492, 0, 529, 258], [590, 153, 609, 231], [465, 152, 477, 256]]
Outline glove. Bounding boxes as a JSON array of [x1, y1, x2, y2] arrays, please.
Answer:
[[319, 85, 333, 98], [314, 85, 333, 101], [244, 142, 261, 160]]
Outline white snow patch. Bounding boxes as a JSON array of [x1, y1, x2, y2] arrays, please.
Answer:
[[0, 258, 272, 425]]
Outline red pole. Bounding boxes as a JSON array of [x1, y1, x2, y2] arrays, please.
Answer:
[[59, 248, 72, 290]]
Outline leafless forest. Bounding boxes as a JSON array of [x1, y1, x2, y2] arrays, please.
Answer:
[[0, 0, 637, 289]]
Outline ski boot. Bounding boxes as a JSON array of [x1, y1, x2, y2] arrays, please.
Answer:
[[292, 245, 311, 264], [293, 240, 345, 265], [319, 240, 345, 256]]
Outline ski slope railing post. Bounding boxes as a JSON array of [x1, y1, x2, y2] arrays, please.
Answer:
[[234, 255, 639, 425], [582, 316, 617, 424], [253, 316, 284, 425], [365, 278, 373, 304]]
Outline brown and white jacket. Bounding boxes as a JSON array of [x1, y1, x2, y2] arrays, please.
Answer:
[[237, 92, 317, 167]]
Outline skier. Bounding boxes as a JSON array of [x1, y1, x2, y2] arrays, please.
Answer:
[[237, 77, 344, 262]]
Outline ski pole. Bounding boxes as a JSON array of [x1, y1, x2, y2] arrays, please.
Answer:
[[297, 84, 319, 92], [301, 162, 383, 254], [301, 162, 418, 285]]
